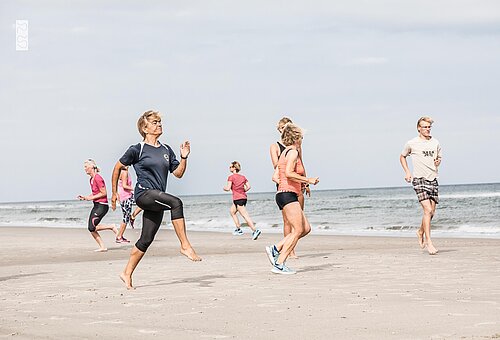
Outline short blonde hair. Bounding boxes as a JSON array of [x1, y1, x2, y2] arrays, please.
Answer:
[[281, 123, 303, 146], [277, 116, 293, 132], [231, 161, 241, 173], [417, 116, 433, 130], [137, 110, 162, 139], [84, 159, 100, 172]]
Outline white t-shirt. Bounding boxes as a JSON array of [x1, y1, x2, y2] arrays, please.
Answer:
[[401, 136, 442, 181]]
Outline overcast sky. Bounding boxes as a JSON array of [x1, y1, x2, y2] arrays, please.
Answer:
[[1, 1, 499, 203]]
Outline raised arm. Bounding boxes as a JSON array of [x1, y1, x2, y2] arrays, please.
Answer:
[[173, 141, 190, 178]]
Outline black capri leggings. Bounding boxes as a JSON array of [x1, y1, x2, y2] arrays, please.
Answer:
[[135, 189, 184, 252], [88, 202, 109, 232]]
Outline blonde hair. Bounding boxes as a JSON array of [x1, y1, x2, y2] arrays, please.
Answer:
[[417, 116, 433, 130], [281, 123, 303, 146], [277, 116, 293, 132], [231, 161, 241, 173], [137, 110, 162, 139], [84, 159, 100, 172]]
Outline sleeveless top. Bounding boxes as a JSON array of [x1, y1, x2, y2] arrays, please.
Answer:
[[277, 147, 305, 194]]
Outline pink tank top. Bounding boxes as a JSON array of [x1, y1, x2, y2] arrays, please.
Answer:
[[277, 147, 304, 194], [90, 173, 108, 204], [118, 173, 133, 202]]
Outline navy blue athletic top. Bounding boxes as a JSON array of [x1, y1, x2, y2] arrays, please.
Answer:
[[119, 142, 180, 199]]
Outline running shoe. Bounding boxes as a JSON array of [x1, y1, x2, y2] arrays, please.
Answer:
[[271, 263, 296, 275], [265, 245, 280, 265], [116, 237, 131, 244], [232, 228, 243, 236], [252, 229, 262, 240]]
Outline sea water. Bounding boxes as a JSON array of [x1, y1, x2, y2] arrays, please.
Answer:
[[0, 183, 498, 238]]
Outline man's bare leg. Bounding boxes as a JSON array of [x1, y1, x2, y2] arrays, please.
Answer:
[[171, 218, 202, 261], [420, 199, 438, 255]]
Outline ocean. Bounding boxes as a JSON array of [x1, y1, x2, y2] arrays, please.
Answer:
[[0, 183, 498, 238]]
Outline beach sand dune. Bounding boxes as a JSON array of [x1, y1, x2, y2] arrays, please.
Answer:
[[0, 227, 499, 339]]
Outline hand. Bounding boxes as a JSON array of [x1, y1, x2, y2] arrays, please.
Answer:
[[305, 185, 311, 197], [308, 177, 320, 185], [111, 193, 118, 211], [180, 141, 190, 159], [404, 172, 412, 183], [77, 195, 86, 201], [434, 157, 441, 167]]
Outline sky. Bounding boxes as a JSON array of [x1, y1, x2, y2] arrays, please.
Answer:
[[1, 1, 499, 203]]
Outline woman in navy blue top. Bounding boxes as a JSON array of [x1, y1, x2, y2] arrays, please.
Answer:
[[111, 110, 201, 290]]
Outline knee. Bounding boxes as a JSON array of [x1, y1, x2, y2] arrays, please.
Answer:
[[135, 238, 153, 252], [302, 224, 311, 237], [88, 224, 96, 232]]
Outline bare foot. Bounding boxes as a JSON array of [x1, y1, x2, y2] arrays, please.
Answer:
[[427, 243, 438, 255], [94, 248, 108, 252], [288, 252, 299, 259], [416, 229, 425, 249], [112, 226, 118, 235], [180, 247, 202, 261], [119, 273, 135, 290]]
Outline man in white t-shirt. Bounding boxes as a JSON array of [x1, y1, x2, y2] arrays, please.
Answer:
[[400, 117, 442, 255]]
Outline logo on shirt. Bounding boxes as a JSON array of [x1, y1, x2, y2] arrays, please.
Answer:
[[422, 150, 435, 157], [163, 154, 169, 162]]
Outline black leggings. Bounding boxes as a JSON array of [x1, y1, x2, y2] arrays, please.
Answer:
[[88, 202, 109, 232], [135, 189, 184, 252]]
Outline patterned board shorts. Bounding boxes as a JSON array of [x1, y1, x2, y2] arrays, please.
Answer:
[[412, 178, 439, 203], [120, 196, 135, 224]]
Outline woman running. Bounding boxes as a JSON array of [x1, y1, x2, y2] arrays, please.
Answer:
[[78, 159, 117, 252], [223, 161, 261, 240], [265, 123, 319, 274], [111, 110, 201, 290], [270, 117, 311, 258]]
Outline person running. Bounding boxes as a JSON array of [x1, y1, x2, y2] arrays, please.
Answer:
[[111, 110, 201, 290], [115, 166, 142, 243], [223, 161, 261, 240], [265, 123, 319, 274], [78, 159, 117, 252], [400, 116, 442, 255], [270, 116, 311, 258]]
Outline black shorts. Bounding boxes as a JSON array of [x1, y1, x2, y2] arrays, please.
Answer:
[[88, 202, 109, 232], [233, 199, 247, 207], [275, 191, 299, 210]]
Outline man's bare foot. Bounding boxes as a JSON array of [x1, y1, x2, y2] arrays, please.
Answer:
[[120, 273, 135, 290], [288, 252, 299, 259], [180, 247, 202, 261], [94, 248, 108, 252], [427, 243, 438, 255], [416, 229, 425, 249]]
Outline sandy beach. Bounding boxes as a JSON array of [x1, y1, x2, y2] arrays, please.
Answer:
[[0, 227, 499, 339]]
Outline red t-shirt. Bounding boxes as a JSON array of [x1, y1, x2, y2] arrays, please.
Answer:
[[90, 173, 108, 203], [228, 173, 248, 200]]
